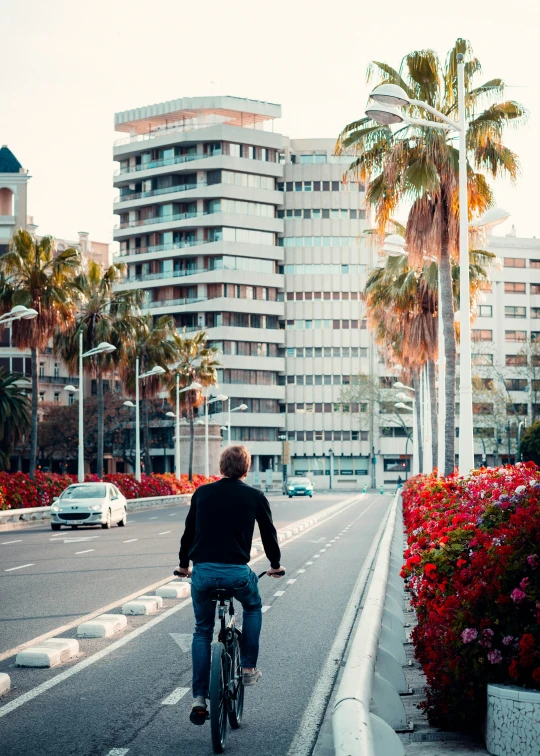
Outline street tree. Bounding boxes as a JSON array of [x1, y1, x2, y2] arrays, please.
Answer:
[[0, 370, 30, 470], [337, 38, 526, 475], [0, 231, 80, 478]]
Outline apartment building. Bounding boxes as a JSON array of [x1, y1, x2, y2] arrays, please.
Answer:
[[113, 96, 286, 479], [469, 226, 540, 466]]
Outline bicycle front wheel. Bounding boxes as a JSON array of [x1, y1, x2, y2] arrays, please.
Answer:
[[210, 642, 228, 753], [228, 629, 244, 729]]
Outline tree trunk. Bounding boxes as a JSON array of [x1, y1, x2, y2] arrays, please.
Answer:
[[440, 191, 457, 476], [413, 371, 423, 473], [428, 358, 438, 468], [188, 409, 194, 482], [142, 396, 152, 475], [29, 347, 38, 479], [97, 370, 104, 479]]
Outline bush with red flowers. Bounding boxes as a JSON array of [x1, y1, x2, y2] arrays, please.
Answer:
[[0, 472, 219, 509], [402, 463, 540, 731]]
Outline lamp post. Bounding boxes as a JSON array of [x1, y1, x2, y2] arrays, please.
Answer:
[[328, 447, 334, 490], [64, 335, 116, 482], [0, 305, 39, 326], [517, 420, 527, 462], [228, 402, 248, 447], [204, 392, 228, 478], [166, 377, 202, 480], [134, 362, 166, 482], [394, 380, 419, 476]]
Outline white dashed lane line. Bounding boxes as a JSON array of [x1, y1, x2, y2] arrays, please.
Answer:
[[149, 517, 158, 520], [169, 513, 177, 516], [1, 540, 22, 545], [306, 561, 313, 565], [5, 564, 34, 572], [261, 606, 271, 613], [75, 550, 94, 555], [274, 591, 285, 597], [313, 555, 320, 559], [123, 539, 138, 544], [161, 687, 189, 705], [159, 531, 172, 536], [297, 569, 306, 573], [286, 579, 297, 585], [107, 750, 129, 756]]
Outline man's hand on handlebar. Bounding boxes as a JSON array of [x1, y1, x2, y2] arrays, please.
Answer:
[[267, 566, 286, 578], [175, 566, 191, 578]]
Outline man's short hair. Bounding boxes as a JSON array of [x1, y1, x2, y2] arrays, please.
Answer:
[[220, 445, 251, 478]]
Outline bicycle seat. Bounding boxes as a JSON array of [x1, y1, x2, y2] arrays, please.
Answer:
[[209, 587, 234, 602]]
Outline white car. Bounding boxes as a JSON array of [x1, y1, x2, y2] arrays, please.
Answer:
[[50, 483, 127, 530]]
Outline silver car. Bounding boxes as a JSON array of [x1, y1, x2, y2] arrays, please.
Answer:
[[50, 483, 127, 530]]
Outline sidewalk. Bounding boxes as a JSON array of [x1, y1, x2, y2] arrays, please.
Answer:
[[399, 596, 489, 755]]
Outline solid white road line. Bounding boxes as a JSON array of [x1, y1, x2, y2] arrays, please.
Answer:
[[261, 606, 271, 613], [161, 686, 189, 705], [1, 540, 22, 545], [159, 531, 172, 535], [0, 495, 375, 714], [75, 550, 95, 555], [123, 539, 138, 543], [5, 564, 34, 572]]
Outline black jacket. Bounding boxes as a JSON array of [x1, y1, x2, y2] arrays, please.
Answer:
[[179, 477, 281, 569]]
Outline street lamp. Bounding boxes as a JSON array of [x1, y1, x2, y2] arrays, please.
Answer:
[[204, 392, 228, 478], [368, 56, 473, 476], [394, 381, 419, 476], [63, 335, 116, 482], [134, 362, 166, 482], [168, 377, 202, 480], [327, 447, 334, 490], [0, 305, 39, 325], [227, 402, 248, 448]]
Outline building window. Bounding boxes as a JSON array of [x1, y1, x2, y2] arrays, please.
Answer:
[[505, 330, 527, 342], [531, 308, 540, 319], [532, 284, 540, 295], [506, 354, 527, 366], [39, 392, 45, 402], [473, 403, 493, 415], [530, 260, 540, 269], [39, 362, 45, 378], [504, 282, 526, 293], [478, 305, 492, 317], [505, 306, 526, 318], [54, 363, 60, 378], [507, 403, 528, 416], [504, 257, 526, 268], [54, 392, 60, 403], [505, 379, 528, 391], [473, 329, 493, 341]]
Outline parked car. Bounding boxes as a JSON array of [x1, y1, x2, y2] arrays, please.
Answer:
[[50, 483, 127, 530], [283, 477, 314, 498]]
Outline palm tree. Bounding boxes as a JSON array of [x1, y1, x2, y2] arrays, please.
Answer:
[[0, 231, 80, 478], [122, 314, 179, 475], [337, 38, 526, 475], [0, 370, 30, 470], [170, 330, 221, 480], [54, 260, 143, 478], [364, 249, 494, 471]]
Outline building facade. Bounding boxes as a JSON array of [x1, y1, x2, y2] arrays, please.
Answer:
[[113, 96, 286, 480]]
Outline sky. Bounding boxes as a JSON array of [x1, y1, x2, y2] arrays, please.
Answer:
[[1, 0, 538, 247]]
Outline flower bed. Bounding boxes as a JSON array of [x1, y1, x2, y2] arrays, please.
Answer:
[[401, 463, 540, 731], [0, 472, 219, 510]]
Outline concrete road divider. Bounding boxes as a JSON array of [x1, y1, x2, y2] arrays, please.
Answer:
[[0, 673, 10, 696], [16, 638, 79, 668], [156, 582, 191, 599], [77, 614, 128, 639], [122, 595, 163, 615]]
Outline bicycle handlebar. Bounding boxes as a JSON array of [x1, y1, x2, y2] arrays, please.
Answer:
[[173, 568, 285, 579]]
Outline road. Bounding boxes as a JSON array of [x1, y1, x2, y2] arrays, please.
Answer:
[[0, 491, 390, 756]]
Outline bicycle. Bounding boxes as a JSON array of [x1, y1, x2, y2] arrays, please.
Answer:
[[174, 568, 284, 753]]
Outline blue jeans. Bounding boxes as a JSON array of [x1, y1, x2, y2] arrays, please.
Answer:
[[190, 563, 263, 698]]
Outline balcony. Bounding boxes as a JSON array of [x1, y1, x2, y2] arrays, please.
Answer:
[[115, 182, 204, 204], [127, 267, 207, 283], [147, 296, 206, 310], [115, 210, 207, 231], [114, 238, 210, 258], [114, 152, 205, 177]]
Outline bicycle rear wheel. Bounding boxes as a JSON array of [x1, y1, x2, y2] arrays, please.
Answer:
[[228, 629, 244, 729], [210, 642, 228, 753]]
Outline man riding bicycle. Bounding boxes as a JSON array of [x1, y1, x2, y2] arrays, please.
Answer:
[[176, 445, 286, 725]]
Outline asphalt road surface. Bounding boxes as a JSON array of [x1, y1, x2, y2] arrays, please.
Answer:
[[0, 491, 390, 756]]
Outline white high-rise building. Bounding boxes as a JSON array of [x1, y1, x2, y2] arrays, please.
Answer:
[[113, 96, 286, 478]]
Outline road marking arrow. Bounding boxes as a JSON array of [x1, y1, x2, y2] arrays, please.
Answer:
[[169, 633, 191, 653]]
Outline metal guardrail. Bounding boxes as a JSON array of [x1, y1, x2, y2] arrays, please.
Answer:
[[332, 491, 408, 755], [0, 493, 192, 526]]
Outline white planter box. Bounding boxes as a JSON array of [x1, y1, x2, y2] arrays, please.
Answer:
[[486, 682, 540, 756]]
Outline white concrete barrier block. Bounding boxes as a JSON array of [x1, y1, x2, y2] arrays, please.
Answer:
[[122, 596, 161, 615], [0, 672, 10, 696], [16, 638, 79, 668], [77, 613, 127, 638], [156, 582, 191, 599]]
